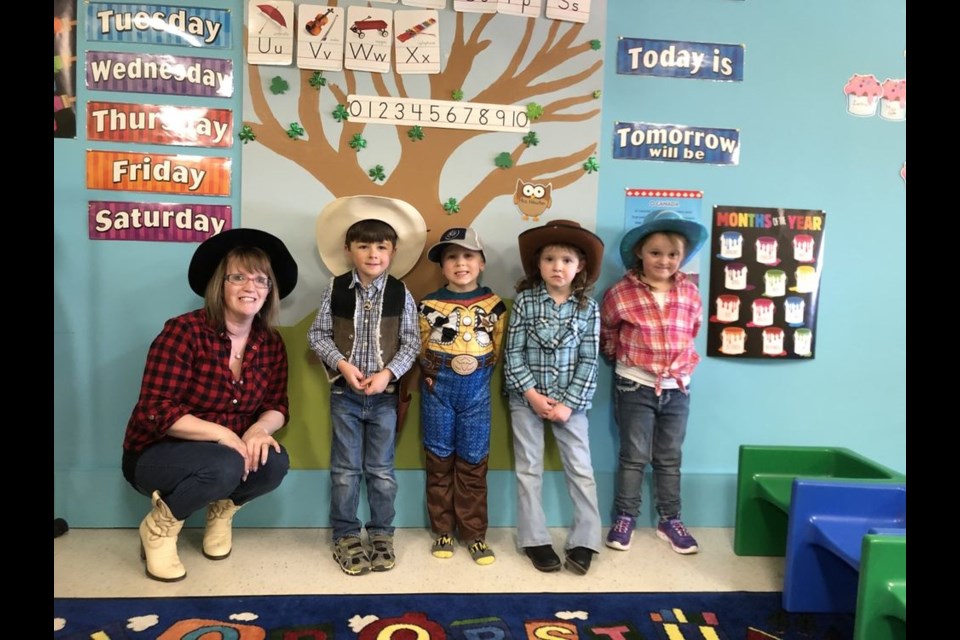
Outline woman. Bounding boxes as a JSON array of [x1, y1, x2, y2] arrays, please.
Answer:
[[121, 228, 298, 582]]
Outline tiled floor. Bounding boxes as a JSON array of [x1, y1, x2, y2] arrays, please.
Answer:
[[54, 527, 784, 597]]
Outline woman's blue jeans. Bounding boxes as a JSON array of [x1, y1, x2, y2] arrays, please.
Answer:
[[612, 376, 690, 520], [126, 440, 290, 521]]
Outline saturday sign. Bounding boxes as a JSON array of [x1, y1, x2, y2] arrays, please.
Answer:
[[617, 37, 744, 82], [89, 201, 232, 241], [87, 102, 233, 147], [86, 3, 232, 48]]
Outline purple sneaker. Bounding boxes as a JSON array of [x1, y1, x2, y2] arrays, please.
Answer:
[[657, 516, 699, 554], [605, 513, 636, 551]]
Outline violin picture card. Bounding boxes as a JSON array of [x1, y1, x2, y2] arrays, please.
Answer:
[[297, 4, 345, 71]]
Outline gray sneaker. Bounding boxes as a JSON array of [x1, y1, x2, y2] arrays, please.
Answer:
[[368, 533, 396, 571], [334, 535, 370, 576]]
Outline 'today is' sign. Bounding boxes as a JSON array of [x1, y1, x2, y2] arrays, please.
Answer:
[[616, 37, 744, 81]]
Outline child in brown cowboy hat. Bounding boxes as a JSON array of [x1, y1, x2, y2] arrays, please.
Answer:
[[503, 219, 604, 575], [308, 195, 425, 576]]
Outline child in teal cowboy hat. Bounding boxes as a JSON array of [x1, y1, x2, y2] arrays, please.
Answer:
[[600, 210, 709, 556]]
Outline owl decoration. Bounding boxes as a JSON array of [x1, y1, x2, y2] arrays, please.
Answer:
[[513, 179, 552, 222]]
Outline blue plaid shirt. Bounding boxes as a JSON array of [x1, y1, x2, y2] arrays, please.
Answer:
[[503, 284, 600, 412], [307, 270, 419, 381]]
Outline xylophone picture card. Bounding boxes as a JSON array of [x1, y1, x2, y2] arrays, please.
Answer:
[[394, 10, 440, 74], [706, 205, 827, 360]]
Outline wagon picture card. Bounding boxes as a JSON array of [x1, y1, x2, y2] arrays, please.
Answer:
[[344, 5, 393, 73], [706, 205, 826, 360]]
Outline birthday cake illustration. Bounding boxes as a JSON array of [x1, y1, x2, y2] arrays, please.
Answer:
[[720, 326, 746, 355], [793, 265, 818, 293], [793, 327, 813, 356], [750, 298, 775, 327], [784, 296, 805, 326], [755, 236, 779, 265], [793, 234, 816, 262], [725, 263, 748, 290], [879, 78, 906, 122], [843, 73, 883, 117], [762, 327, 787, 356], [719, 231, 743, 260], [763, 269, 786, 297], [716, 294, 741, 323]]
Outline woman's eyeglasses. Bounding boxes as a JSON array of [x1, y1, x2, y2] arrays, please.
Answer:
[[225, 273, 272, 289]]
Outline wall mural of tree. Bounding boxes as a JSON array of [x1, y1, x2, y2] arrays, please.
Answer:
[[241, 2, 605, 469]]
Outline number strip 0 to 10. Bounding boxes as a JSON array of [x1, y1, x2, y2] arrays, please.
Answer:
[[346, 95, 530, 133]]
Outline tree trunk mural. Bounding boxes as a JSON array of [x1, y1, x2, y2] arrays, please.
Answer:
[[244, 8, 602, 300]]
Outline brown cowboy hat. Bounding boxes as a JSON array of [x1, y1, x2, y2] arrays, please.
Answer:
[[517, 219, 604, 285], [188, 228, 298, 299]]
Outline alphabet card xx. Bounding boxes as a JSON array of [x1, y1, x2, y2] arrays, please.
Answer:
[[395, 10, 440, 74]]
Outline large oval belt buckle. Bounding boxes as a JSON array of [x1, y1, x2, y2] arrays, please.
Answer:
[[450, 355, 479, 375]]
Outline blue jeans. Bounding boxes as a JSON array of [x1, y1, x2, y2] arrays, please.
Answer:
[[612, 376, 690, 519], [509, 396, 601, 552], [421, 363, 493, 464], [329, 385, 398, 540], [124, 441, 290, 521]]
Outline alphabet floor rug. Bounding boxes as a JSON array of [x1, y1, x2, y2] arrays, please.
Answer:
[[53, 592, 854, 639]]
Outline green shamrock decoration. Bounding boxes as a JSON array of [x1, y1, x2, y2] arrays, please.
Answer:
[[593, 89, 602, 99], [368, 165, 386, 182], [309, 71, 327, 89], [286, 122, 305, 139], [270, 76, 289, 95], [443, 198, 461, 214], [407, 126, 425, 141], [526, 102, 544, 121], [451, 89, 464, 101], [494, 152, 514, 169], [583, 156, 600, 174], [522, 131, 539, 147], [349, 133, 367, 151], [332, 104, 350, 122], [238, 125, 256, 144], [590, 39, 602, 51]]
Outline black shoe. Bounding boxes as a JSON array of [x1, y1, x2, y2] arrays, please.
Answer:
[[564, 546, 594, 575], [524, 545, 562, 572]]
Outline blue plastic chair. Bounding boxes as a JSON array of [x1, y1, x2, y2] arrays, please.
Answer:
[[782, 479, 906, 613]]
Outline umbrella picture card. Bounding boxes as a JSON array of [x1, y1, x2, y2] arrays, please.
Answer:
[[247, 1, 294, 65], [706, 205, 826, 360]]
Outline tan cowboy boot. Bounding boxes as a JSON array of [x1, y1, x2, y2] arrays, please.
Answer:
[[139, 491, 186, 582], [202, 498, 242, 560]]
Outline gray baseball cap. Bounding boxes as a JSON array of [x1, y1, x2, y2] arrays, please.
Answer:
[[427, 227, 485, 262]]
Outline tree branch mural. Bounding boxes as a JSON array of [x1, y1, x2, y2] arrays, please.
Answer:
[[243, 8, 603, 300]]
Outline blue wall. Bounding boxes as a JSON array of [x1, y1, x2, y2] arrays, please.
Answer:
[[54, 0, 906, 529]]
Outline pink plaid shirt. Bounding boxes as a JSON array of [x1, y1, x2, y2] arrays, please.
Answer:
[[600, 271, 702, 394]]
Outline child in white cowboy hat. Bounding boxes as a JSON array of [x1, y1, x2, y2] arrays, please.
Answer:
[[121, 228, 298, 582], [600, 210, 709, 556], [307, 195, 426, 576], [503, 219, 604, 576], [418, 227, 506, 566]]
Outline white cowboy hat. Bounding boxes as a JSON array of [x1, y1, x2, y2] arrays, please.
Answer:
[[315, 195, 428, 278]]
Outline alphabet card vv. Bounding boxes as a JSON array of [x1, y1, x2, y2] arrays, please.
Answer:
[[394, 10, 440, 74], [297, 4, 345, 71], [345, 6, 393, 73], [248, 1, 294, 66]]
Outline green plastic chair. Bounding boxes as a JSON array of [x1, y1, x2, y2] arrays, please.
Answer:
[[854, 531, 906, 640], [734, 445, 906, 556]]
